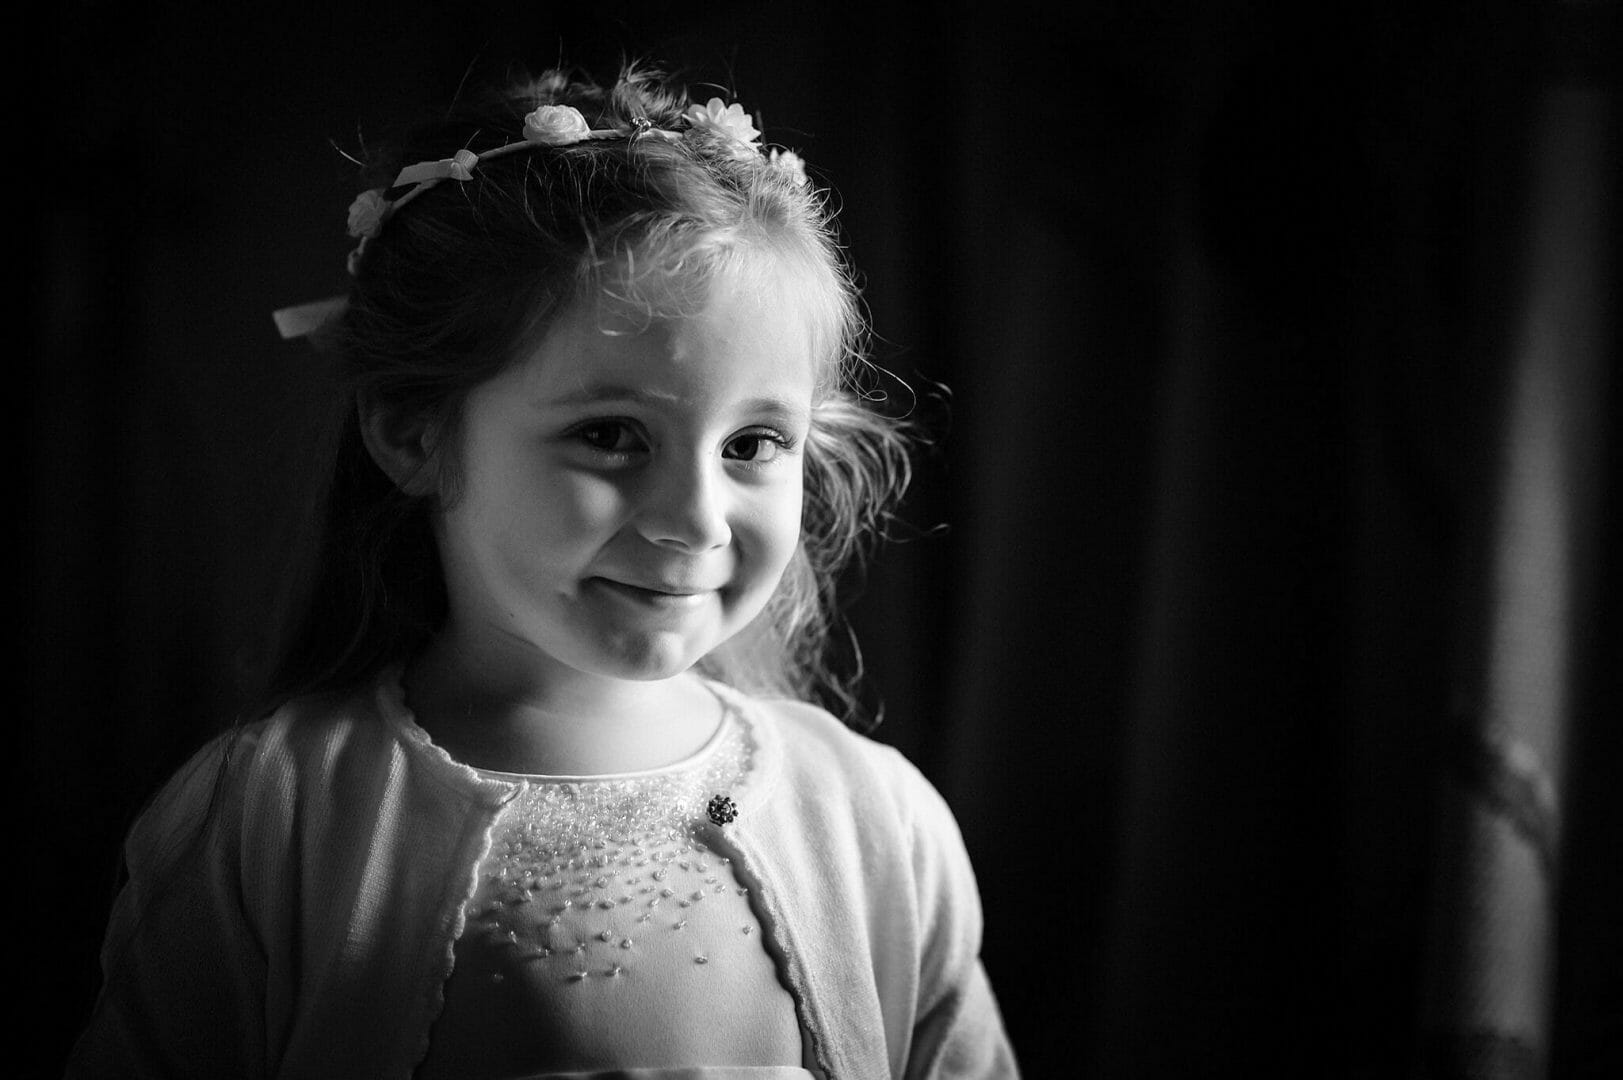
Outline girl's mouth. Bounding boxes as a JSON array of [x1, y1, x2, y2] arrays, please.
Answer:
[[591, 578, 713, 608]]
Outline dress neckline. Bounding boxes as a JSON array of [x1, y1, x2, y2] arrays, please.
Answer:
[[469, 690, 737, 784], [372, 665, 786, 815]]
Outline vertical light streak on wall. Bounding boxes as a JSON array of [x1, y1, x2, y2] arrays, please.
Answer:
[[1424, 84, 1612, 1078]]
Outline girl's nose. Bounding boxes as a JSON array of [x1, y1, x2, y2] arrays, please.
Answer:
[[635, 456, 732, 553]]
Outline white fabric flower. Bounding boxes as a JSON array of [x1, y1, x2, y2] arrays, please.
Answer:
[[346, 189, 389, 239], [768, 148, 809, 187], [683, 97, 762, 154], [523, 105, 592, 146]]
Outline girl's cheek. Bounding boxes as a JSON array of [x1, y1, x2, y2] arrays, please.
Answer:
[[548, 470, 634, 531], [748, 479, 805, 555]]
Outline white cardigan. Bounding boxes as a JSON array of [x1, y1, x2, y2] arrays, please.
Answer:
[[68, 674, 1017, 1079]]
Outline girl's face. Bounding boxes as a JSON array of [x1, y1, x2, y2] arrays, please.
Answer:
[[433, 259, 819, 687]]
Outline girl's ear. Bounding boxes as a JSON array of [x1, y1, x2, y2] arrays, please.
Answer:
[[358, 391, 440, 497]]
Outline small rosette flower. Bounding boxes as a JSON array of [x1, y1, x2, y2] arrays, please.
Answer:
[[684, 97, 762, 158], [346, 189, 389, 239], [523, 104, 591, 146], [768, 148, 809, 187]]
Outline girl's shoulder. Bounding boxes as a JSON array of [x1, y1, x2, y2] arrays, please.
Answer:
[[130, 675, 481, 852], [233, 674, 516, 801], [124, 674, 516, 889], [721, 688, 957, 832], [125, 685, 387, 850], [191, 683, 402, 788], [726, 688, 902, 772]]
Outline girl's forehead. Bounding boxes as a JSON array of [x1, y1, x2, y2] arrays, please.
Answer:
[[601, 242, 833, 328], [521, 252, 834, 390], [511, 268, 824, 408]]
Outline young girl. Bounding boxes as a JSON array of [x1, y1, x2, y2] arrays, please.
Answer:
[[69, 65, 1016, 1079]]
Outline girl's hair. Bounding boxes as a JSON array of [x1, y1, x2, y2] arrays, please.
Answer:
[[260, 64, 911, 721]]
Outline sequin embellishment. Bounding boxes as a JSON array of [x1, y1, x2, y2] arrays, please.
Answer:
[[707, 793, 738, 826]]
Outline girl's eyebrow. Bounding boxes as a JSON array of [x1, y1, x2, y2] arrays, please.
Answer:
[[542, 384, 679, 408], [542, 385, 809, 421]]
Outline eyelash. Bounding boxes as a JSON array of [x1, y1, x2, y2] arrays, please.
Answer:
[[564, 420, 796, 467], [569, 419, 646, 459], [723, 429, 795, 465]]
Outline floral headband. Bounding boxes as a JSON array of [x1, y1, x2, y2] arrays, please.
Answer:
[[273, 98, 809, 340]]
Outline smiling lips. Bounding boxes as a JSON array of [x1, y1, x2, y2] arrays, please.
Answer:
[[592, 577, 718, 608]]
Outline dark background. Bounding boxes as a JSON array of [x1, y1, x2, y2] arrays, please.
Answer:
[[29, 1, 1620, 1076]]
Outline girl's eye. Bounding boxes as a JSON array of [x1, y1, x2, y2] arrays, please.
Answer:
[[723, 431, 791, 464], [571, 420, 646, 456]]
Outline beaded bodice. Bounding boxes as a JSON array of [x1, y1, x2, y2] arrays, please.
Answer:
[[417, 695, 805, 1075], [468, 704, 757, 977]]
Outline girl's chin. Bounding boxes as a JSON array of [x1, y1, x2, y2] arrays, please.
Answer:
[[585, 628, 713, 683]]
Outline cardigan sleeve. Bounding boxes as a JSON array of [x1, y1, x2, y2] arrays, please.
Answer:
[[66, 729, 270, 1080], [897, 757, 1020, 1079]]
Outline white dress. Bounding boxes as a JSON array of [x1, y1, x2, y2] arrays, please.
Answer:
[[415, 696, 816, 1079]]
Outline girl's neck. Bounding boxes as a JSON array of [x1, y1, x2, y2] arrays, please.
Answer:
[[403, 631, 723, 776]]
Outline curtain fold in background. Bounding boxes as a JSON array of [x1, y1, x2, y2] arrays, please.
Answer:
[[922, 2, 1618, 1076], [1421, 79, 1614, 1079]]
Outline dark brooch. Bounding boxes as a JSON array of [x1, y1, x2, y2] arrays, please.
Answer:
[[707, 793, 738, 827]]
